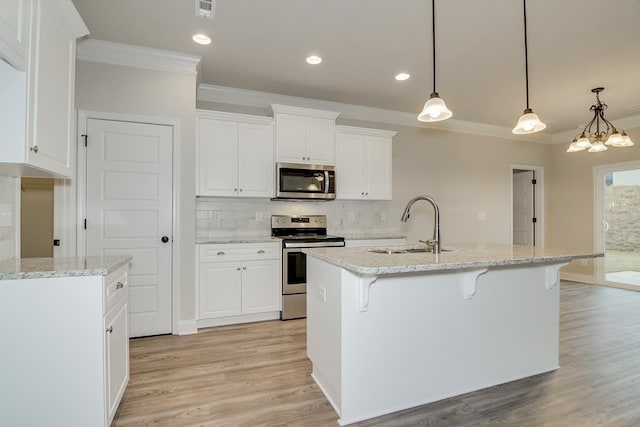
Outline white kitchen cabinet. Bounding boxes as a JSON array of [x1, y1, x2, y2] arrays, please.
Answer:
[[197, 110, 274, 197], [0, 0, 88, 178], [0, 258, 130, 427], [336, 125, 396, 200], [272, 104, 340, 165], [0, 0, 30, 69], [197, 242, 281, 328]]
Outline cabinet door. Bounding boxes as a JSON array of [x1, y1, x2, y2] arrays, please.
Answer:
[[364, 136, 392, 200], [26, 0, 77, 177], [0, 0, 29, 69], [306, 117, 335, 165], [275, 113, 306, 163], [197, 119, 239, 196], [238, 123, 274, 198], [199, 262, 242, 319], [105, 296, 129, 425], [241, 259, 280, 315], [336, 133, 366, 200]]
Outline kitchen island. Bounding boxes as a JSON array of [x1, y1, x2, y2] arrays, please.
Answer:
[[303, 243, 602, 425]]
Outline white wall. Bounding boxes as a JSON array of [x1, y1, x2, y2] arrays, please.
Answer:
[[75, 61, 197, 323], [0, 175, 18, 261], [20, 178, 53, 258]]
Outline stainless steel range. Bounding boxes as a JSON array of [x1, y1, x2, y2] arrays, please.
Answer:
[[272, 215, 345, 320]]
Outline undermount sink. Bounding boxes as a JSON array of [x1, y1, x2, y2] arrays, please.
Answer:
[[368, 246, 458, 254]]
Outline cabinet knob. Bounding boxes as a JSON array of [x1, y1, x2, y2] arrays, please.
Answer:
[[217, 251, 225, 255], [257, 250, 265, 254], [116, 282, 124, 289], [243, 266, 247, 270], [239, 188, 243, 192], [30, 145, 39, 154], [361, 192, 364, 195], [106, 326, 113, 334], [366, 192, 369, 196], [161, 236, 170, 243], [236, 267, 241, 271], [234, 188, 238, 192]]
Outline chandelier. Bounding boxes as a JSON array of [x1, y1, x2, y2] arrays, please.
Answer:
[[567, 87, 635, 153]]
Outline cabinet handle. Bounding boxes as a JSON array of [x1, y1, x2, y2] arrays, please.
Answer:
[[30, 145, 39, 153], [234, 188, 238, 192], [217, 251, 225, 255], [239, 188, 243, 192], [106, 326, 113, 333], [365, 192, 369, 196], [257, 250, 265, 254], [243, 266, 247, 270], [361, 192, 364, 195], [116, 282, 124, 289], [236, 267, 241, 271]]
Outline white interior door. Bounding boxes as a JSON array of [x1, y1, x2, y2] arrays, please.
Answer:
[[85, 119, 173, 337], [513, 170, 535, 245]]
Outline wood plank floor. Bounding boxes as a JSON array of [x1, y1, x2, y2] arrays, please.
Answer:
[[113, 282, 640, 426]]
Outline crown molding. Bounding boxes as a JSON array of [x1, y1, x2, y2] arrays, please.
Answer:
[[77, 39, 201, 75], [196, 109, 273, 125], [336, 125, 397, 139], [198, 84, 551, 143], [550, 112, 640, 144]]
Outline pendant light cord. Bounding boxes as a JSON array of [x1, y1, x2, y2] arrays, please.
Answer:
[[523, 0, 530, 109], [432, 0, 436, 93]]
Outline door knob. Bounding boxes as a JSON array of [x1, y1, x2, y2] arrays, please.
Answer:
[[161, 236, 169, 243]]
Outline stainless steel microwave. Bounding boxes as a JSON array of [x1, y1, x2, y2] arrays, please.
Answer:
[[276, 162, 336, 200]]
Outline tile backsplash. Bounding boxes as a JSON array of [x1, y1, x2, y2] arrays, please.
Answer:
[[196, 197, 400, 239], [0, 175, 18, 261]]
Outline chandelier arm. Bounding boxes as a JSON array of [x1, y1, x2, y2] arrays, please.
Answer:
[[598, 113, 616, 133], [581, 114, 597, 137]]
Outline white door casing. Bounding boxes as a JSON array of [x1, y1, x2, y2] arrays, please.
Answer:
[[513, 170, 535, 245], [85, 118, 173, 337]]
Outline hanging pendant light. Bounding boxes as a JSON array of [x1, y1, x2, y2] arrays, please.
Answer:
[[512, 0, 546, 134], [566, 87, 635, 153], [418, 0, 452, 122]]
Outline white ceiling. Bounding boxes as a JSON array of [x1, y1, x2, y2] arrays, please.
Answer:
[[71, 0, 640, 136]]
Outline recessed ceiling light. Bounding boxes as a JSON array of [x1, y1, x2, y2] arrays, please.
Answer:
[[395, 73, 410, 81], [192, 33, 212, 45], [306, 55, 322, 65]]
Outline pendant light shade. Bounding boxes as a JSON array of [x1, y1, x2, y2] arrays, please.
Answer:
[[417, 0, 452, 122], [418, 92, 453, 122], [512, 108, 546, 134], [512, 0, 546, 135]]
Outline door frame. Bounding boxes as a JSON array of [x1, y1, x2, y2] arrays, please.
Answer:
[[593, 160, 640, 291], [69, 110, 181, 334], [510, 164, 545, 247]]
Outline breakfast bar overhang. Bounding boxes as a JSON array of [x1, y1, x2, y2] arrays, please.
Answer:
[[304, 243, 602, 425]]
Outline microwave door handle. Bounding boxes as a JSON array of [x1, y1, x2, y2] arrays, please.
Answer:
[[324, 171, 330, 194]]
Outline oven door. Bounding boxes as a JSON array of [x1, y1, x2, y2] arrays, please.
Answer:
[[282, 248, 307, 294]]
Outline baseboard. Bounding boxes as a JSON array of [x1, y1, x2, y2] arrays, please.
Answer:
[[560, 272, 598, 285], [197, 311, 280, 329], [177, 319, 198, 335]]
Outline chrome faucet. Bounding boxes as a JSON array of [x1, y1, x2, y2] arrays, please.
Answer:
[[400, 195, 441, 253]]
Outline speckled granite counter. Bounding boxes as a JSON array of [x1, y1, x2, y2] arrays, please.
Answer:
[[197, 236, 280, 244], [342, 233, 406, 241], [0, 256, 132, 280], [303, 243, 603, 275]]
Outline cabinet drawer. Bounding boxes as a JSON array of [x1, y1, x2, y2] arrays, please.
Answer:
[[105, 265, 129, 314], [199, 242, 280, 263]]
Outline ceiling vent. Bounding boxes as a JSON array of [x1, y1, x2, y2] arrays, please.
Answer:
[[196, 0, 216, 20]]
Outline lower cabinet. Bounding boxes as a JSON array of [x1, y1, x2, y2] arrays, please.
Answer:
[[197, 242, 281, 327], [0, 262, 130, 427]]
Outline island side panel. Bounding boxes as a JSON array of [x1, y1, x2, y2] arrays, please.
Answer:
[[338, 264, 561, 425], [307, 256, 343, 415]]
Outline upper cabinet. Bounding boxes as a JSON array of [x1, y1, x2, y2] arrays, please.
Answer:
[[0, 0, 88, 178], [0, 0, 30, 69], [271, 104, 340, 165], [197, 110, 274, 198], [336, 125, 397, 200]]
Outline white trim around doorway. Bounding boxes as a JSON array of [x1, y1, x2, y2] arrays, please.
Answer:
[[510, 164, 545, 248]]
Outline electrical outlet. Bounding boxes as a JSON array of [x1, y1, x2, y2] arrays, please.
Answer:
[[255, 211, 263, 221], [317, 287, 327, 302], [213, 211, 221, 220]]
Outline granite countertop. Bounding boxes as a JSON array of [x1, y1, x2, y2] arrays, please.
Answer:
[[197, 236, 281, 244], [0, 256, 133, 280], [303, 243, 604, 276]]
